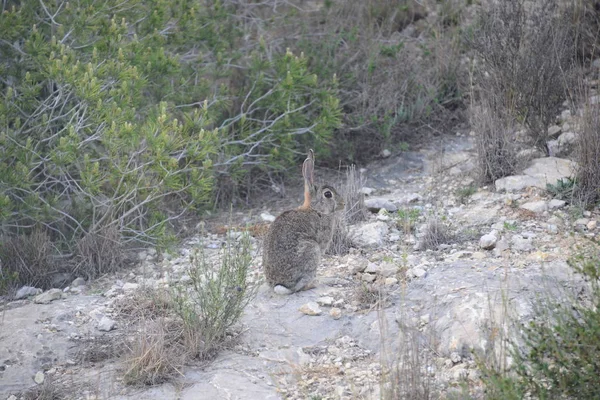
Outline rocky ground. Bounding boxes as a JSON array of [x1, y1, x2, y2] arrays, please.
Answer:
[[1, 103, 598, 399]]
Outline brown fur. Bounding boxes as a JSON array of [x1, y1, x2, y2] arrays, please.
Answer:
[[263, 150, 345, 293]]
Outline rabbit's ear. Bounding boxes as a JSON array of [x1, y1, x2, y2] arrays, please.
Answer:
[[302, 149, 315, 185], [300, 149, 315, 210]]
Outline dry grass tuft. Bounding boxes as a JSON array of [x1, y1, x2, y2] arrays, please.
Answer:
[[574, 100, 600, 207], [328, 164, 367, 256], [18, 377, 65, 400], [0, 229, 57, 292], [354, 282, 389, 311], [470, 102, 518, 184], [122, 319, 186, 386], [468, 0, 577, 154], [74, 225, 125, 280], [417, 216, 453, 251]]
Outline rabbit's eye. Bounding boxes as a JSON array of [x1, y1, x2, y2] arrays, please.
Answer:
[[324, 190, 332, 198]]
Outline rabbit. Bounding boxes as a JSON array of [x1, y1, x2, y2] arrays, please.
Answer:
[[263, 149, 345, 294]]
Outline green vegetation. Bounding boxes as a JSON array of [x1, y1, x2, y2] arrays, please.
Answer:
[[0, 0, 340, 289], [546, 177, 577, 201], [122, 230, 256, 385], [479, 248, 600, 399], [455, 184, 477, 204]]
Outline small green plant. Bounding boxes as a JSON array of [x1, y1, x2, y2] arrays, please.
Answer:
[[172, 231, 256, 360], [503, 221, 518, 231], [479, 247, 600, 399], [455, 184, 477, 204], [396, 208, 421, 233], [546, 177, 577, 200]]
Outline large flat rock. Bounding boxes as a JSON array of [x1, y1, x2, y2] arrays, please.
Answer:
[[495, 157, 577, 192]]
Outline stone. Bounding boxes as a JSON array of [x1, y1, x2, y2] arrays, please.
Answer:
[[33, 289, 63, 304], [97, 316, 117, 332], [71, 277, 86, 287], [260, 212, 276, 223], [122, 282, 139, 291], [408, 267, 427, 279], [364, 198, 398, 213], [522, 157, 577, 188], [381, 149, 392, 158], [547, 125, 562, 139], [347, 257, 369, 274], [316, 296, 334, 307], [15, 286, 41, 300], [273, 285, 293, 295], [360, 187, 374, 196], [330, 307, 342, 320], [587, 220, 597, 231], [384, 277, 398, 286], [520, 201, 547, 213], [361, 273, 376, 283], [511, 235, 534, 252], [298, 302, 322, 316], [349, 222, 389, 247], [479, 234, 497, 250], [495, 175, 541, 192], [364, 262, 397, 277], [497, 158, 576, 192], [450, 352, 462, 364], [548, 132, 578, 157], [548, 199, 566, 209], [575, 218, 590, 227], [34, 371, 45, 384]]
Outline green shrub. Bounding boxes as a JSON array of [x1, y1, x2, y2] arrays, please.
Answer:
[[172, 230, 256, 360], [479, 248, 600, 399], [0, 0, 340, 284]]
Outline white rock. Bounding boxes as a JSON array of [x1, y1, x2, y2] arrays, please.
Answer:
[[349, 222, 389, 247], [511, 235, 533, 252], [364, 198, 398, 213], [360, 187, 374, 196], [381, 149, 392, 158], [587, 220, 597, 231], [479, 234, 497, 250], [316, 296, 334, 306], [33, 289, 63, 304], [97, 316, 117, 332], [450, 352, 462, 364], [575, 218, 590, 226], [347, 257, 369, 274], [548, 199, 566, 209], [547, 125, 562, 139], [522, 157, 577, 188], [15, 286, 41, 300], [273, 285, 292, 295], [408, 267, 427, 279], [260, 212, 276, 222], [122, 282, 139, 291], [298, 302, 322, 316], [361, 273, 376, 283], [330, 307, 342, 320], [34, 371, 45, 384], [520, 201, 548, 213], [495, 175, 541, 192], [385, 277, 398, 286], [71, 277, 86, 287]]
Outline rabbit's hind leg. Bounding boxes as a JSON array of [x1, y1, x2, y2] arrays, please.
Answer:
[[292, 242, 320, 293]]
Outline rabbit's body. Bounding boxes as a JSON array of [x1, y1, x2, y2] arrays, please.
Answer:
[[263, 203, 339, 292], [263, 150, 345, 293]]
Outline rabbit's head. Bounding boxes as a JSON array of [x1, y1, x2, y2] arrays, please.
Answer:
[[311, 184, 345, 214]]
